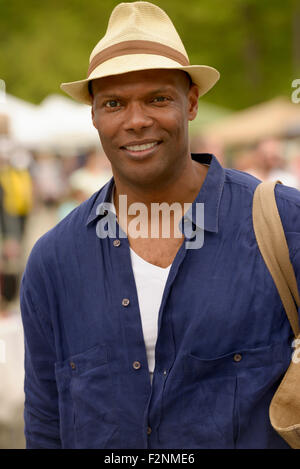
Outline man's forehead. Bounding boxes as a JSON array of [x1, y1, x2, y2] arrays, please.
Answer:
[[91, 69, 190, 95]]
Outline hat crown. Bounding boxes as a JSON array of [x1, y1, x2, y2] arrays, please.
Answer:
[[60, 1, 220, 106], [90, 1, 188, 62]]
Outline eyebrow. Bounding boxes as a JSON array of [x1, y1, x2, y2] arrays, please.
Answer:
[[97, 94, 122, 99], [146, 87, 174, 94], [95, 87, 176, 100]]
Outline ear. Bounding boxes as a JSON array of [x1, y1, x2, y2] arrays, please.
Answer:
[[91, 104, 97, 129], [187, 84, 199, 122]]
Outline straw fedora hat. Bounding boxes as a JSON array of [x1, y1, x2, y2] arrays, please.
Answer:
[[60, 1, 220, 105]]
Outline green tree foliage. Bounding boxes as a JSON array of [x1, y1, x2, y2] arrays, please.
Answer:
[[0, 0, 298, 109]]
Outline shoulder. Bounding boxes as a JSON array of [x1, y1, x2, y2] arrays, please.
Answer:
[[222, 168, 300, 232], [224, 167, 300, 206], [221, 168, 262, 214], [224, 167, 262, 193], [274, 182, 300, 235], [274, 181, 300, 207], [24, 190, 100, 283]]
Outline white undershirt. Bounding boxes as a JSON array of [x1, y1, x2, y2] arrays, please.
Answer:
[[130, 248, 171, 383], [110, 186, 171, 383]]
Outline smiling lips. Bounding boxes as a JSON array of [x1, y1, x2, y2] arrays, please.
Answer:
[[122, 141, 161, 153]]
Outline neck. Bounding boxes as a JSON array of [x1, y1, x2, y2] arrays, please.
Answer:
[[113, 157, 208, 213], [112, 156, 209, 240]]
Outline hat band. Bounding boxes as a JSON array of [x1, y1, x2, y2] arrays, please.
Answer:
[[87, 40, 190, 77]]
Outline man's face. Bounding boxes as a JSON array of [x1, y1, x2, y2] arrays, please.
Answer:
[[257, 139, 283, 171], [91, 69, 199, 189]]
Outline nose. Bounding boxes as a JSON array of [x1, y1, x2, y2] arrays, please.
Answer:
[[123, 102, 153, 132]]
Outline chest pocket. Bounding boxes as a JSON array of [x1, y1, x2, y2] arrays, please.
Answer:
[[55, 343, 119, 449], [183, 342, 289, 449]]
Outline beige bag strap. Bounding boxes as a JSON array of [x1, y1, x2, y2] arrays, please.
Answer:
[[252, 180, 300, 338]]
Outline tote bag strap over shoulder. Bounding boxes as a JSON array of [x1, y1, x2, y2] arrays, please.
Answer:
[[252, 180, 300, 338]]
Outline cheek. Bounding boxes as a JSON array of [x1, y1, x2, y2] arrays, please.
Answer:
[[158, 110, 182, 130], [93, 109, 119, 133], [163, 103, 188, 131], [94, 116, 120, 147], [163, 114, 187, 141]]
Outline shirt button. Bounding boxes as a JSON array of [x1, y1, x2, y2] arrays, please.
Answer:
[[113, 239, 121, 247], [233, 353, 242, 362], [147, 426, 152, 435], [70, 361, 76, 370], [122, 298, 130, 307], [163, 370, 167, 376], [133, 361, 141, 370]]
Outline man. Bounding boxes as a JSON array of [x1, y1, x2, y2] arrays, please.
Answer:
[[256, 138, 299, 189], [21, 2, 300, 449]]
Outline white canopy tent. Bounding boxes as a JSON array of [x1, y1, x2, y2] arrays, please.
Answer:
[[0, 93, 100, 154], [0, 94, 42, 147], [37, 95, 99, 153]]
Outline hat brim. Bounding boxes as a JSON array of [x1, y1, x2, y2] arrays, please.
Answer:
[[60, 54, 220, 105]]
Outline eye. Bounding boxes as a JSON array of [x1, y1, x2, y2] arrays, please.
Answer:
[[104, 100, 121, 109], [152, 96, 168, 103]]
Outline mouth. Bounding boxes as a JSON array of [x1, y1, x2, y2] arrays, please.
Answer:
[[120, 140, 162, 159]]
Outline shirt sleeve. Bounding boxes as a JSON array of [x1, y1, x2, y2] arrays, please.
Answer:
[[20, 271, 61, 448]]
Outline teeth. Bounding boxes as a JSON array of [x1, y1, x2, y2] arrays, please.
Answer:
[[125, 142, 158, 151]]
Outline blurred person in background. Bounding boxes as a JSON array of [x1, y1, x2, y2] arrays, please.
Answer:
[[31, 151, 65, 208], [0, 152, 5, 315], [0, 134, 27, 450], [22, 151, 71, 261], [0, 134, 11, 315], [68, 147, 112, 199], [57, 180, 86, 222], [255, 138, 299, 188], [191, 135, 226, 166], [0, 148, 33, 240], [233, 148, 266, 180], [234, 138, 300, 189], [59, 152, 81, 181], [0, 142, 33, 314], [58, 147, 112, 221], [287, 144, 300, 189]]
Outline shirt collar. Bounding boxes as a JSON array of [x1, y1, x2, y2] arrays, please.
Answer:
[[86, 177, 115, 226], [185, 153, 225, 233], [86, 153, 225, 233]]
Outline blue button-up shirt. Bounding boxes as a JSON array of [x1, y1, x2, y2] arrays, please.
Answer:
[[20, 153, 300, 449]]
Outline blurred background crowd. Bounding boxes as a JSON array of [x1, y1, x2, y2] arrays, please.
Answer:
[[1, 0, 300, 449]]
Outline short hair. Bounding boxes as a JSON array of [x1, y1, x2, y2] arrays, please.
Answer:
[[184, 71, 193, 88], [88, 80, 93, 98]]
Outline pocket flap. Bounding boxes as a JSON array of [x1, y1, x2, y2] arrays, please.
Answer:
[[55, 343, 108, 377], [185, 342, 288, 377]]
